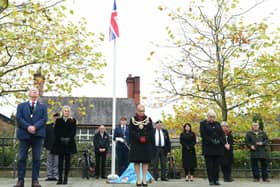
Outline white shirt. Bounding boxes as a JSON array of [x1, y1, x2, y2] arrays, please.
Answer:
[[29, 100, 37, 107], [155, 129, 165, 147]]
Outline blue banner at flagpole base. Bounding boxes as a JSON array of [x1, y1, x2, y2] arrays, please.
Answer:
[[107, 163, 154, 184]]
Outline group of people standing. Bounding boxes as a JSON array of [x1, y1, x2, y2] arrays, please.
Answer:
[[199, 111, 270, 185], [13, 87, 271, 187]]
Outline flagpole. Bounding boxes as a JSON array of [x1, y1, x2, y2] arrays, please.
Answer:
[[108, 39, 118, 180]]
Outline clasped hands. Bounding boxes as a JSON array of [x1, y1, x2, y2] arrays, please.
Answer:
[[27, 125, 36, 134], [251, 142, 263, 150], [99, 148, 106, 152], [225, 143, 230, 150], [211, 139, 220, 145]]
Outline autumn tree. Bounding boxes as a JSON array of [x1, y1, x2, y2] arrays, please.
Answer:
[[0, 0, 106, 100], [152, 0, 280, 121]]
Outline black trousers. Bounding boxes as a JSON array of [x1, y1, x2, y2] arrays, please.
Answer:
[[221, 163, 232, 180], [204, 155, 221, 183], [153, 147, 167, 179], [58, 153, 71, 181], [116, 147, 129, 176], [251, 158, 268, 180], [95, 152, 106, 177]]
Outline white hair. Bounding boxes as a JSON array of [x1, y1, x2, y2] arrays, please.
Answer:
[[207, 110, 216, 117], [61, 105, 73, 118], [221, 121, 228, 126]]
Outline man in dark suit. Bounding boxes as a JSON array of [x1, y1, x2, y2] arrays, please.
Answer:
[[113, 116, 130, 176], [152, 120, 171, 181], [94, 125, 110, 179], [14, 87, 48, 187], [200, 111, 225, 186]]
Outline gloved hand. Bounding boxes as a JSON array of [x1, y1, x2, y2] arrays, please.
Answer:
[[211, 139, 220, 145], [60, 137, 70, 144], [116, 137, 124, 143]]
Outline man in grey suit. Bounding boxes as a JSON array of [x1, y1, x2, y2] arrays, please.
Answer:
[[14, 87, 48, 187]]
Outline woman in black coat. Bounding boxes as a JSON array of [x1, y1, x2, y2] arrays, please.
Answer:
[[220, 121, 234, 182], [180, 123, 197, 182], [200, 111, 225, 185], [129, 104, 154, 186], [52, 105, 77, 185]]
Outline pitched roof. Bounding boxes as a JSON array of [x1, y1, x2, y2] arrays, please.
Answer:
[[40, 96, 136, 126]]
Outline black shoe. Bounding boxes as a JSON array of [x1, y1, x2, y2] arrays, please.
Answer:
[[31, 181, 41, 187], [136, 182, 141, 186], [154, 178, 158, 181], [101, 176, 107, 179], [46, 178, 57, 181], [263, 179, 270, 182], [56, 180, 63, 185], [142, 182, 148, 186], [253, 178, 260, 182], [214, 181, 220, 185], [224, 179, 233, 182], [209, 181, 215, 186], [95, 176, 99, 179], [13, 180, 24, 187], [161, 178, 168, 181]]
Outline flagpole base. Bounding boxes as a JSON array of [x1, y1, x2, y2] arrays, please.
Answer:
[[107, 173, 119, 180]]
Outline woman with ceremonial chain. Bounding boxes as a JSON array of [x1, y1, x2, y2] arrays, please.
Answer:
[[129, 104, 154, 186]]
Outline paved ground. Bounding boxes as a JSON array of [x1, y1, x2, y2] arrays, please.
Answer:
[[1, 178, 279, 187]]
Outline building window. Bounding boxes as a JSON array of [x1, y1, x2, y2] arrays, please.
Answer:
[[77, 128, 94, 144]]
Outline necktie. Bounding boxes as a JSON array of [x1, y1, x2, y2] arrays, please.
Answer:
[[158, 129, 162, 147], [122, 126, 125, 135], [31, 102, 35, 114]]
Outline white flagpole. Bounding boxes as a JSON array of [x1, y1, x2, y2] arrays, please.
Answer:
[[108, 39, 118, 179]]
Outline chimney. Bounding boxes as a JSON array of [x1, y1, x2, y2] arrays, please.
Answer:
[[126, 74, 140, 105], [33, 68, 45, 96]]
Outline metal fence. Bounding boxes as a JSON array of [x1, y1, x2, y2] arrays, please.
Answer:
[[1, 137, 280, 177]]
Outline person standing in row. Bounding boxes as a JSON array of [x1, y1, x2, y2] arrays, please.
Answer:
[[52, 106, 77, 185], [180, 123, 197, 182], [14, 87, 48, 187], [113, 116, 130, 176], [152, 120, 171, 181], [94, 125, 110, 179], [245, 122, 270, 182], [129, 104, 154, 186], [44, 113, 59, 181], [220, 121, 234, 182], [200, 111, 225, 186]]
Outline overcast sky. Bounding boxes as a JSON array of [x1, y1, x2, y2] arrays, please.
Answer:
[[1, 0, 280, 120], [68, 0, 280, 119]]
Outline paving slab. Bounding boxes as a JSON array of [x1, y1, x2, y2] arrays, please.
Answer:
[[1, 178, 279, 187]]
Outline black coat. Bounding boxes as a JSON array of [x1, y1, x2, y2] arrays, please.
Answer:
[[52, 117, 77, 154], [93, 131, 110, 154], [129, 115, 154, 163], [152, 128, 171, 156], [221, 132, 234, 165], [245, 130, 269, 159], [44, 123, 55, 150], [200, 120, 225, 156], [180, 131, 197, 169]]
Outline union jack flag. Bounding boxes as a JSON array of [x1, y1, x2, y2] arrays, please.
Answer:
[[109, 0, 119, 41]]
